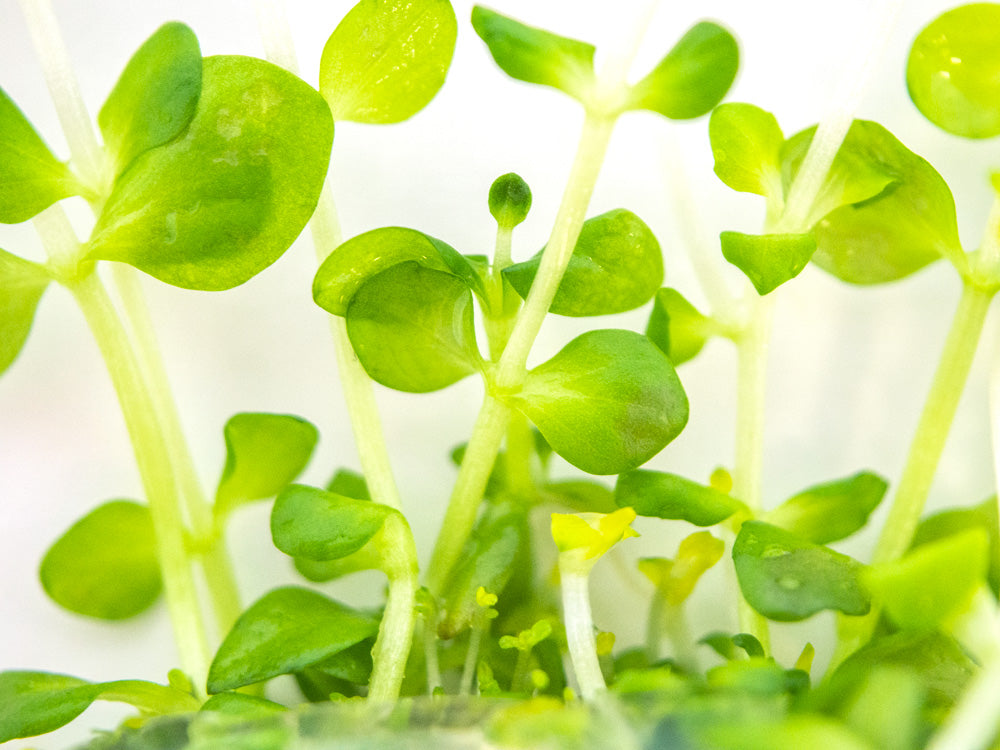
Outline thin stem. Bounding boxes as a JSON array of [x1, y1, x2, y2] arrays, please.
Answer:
[[510, 647, 533, 694], [459, 627, 483, 696], [560, 569, 605, 700]]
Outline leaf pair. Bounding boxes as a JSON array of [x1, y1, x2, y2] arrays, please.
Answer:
[[472, 7, 737, 120], [710, 104, 963, 293]]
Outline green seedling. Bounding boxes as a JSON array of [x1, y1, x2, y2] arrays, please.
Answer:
[[3, 1, 1000, 749]]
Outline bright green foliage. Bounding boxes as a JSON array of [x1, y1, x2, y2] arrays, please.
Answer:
[[320, 0, 457, 124], [762, 471, 887, 545], [271, 484, 395, 562], [865, 528, 989, 631], [907, 3, 1000, 138], [0, 249, 50, 375], [214, 413, 318, 518], [799, 121, 964, 282], [98, 22, 202, 178], [616, 469, 744, 526], [325, 468, 371, 500], [345, 262, 483, 392], [699, 715, 876, 750], [0, 671, 198, 742], [87, 56, 333, 290], [199, 692, 287, 715], [720, 231, 817, 296], [733, 521, 870, 621], [489, 172, 532, 228], [39, 500, 161, 620], [439, 508, 526, 638], [539, 479, 617, 513], [313, 226, 484, 316], [912, 497, 1000, 595], [639, 531, 725, 606], [551, 507, 638, 569], [500, 620, 552, 651], [700, 631, 766, 661], [709, 103, 784, 198], [207, 586, 380, 693], [626, 22, 739, 120], [504, 209, 663, 316], [508, 329, 688, 475], [0, 88, 82, 223], [645, 288, 718, 365], [471, 6, 595, 103]]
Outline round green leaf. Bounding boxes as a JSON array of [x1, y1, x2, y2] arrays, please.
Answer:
[[627, 22, 739, 120], [0, 249, 50, 376], [271, 484, 395, 562], [709, 102, 784, 198], [503, 209, 663, 317], [616, 469, 744, 526], [907, 3, 1000, 138], [733, 521, 870, 622], [320, 0, 457, 124], [207, 586, 379, 693], [645, 287, 718, 365], [87, 55, 333, 291], [98, 22, 202, 177], [346, 261, 483, 392], [0, 87, 83, 223], [39, 500, 161, 620], [508, 329, 688, 475], [489, 172, 532, 229], [214, 412, 318, 518], [471, 6, 596, 103], [763, 471, 887, 545]]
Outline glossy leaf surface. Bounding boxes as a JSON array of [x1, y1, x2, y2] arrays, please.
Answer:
[[733, 521, 869, 621], [346, 261, 482, 392], [627, 22, 739, 120], [0, 249, 49, 375], [471, 6, 595, 102], [39, 500, 161, 620], [645, 288, 718, 365], [313, 226, 483, 316], [709, 102, 784, 198], [320, 0, 457, 124], [616, 469, 744, 526], [207, 587, 379, 693], [763, 471, 887, 545], [98, 22, 202, 177], [271, 484, 394, 562], [504, 209, 663, 317], [0, 88, 81, 223], [509, 329, 688, 475], [214, 413, 318, 517], [907, 4, 1000, 138], [88, 55, 332, 290], [720, 231, 816, 295]]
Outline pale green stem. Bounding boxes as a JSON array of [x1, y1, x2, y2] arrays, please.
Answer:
[[663, 602, 697, 674], [510, 647, 533, 694], [459, 626, 483, 696], [645, 592, 664, 662], [560, 568, 605, 700], [367, 515, 419, 702], [421, 603, 443, 694]]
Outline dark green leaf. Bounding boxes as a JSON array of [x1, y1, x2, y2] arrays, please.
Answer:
[[733, 521, 870, 621], [0, 87, 82, 223], [0, 249, 50, 375], [271, 484, 394, 562], [508, 329, 688, 475], [646, 288, 718, 365], [320, 0, 457, 124], [796, 121, 962, 282], [865, 528, 988, 631], [504, 209, 662, 317], [310, 639, 375, 685], [709, 103, 784, 198], [292, 550, 382, 583], [616, 469, 744, 526], [346, 261, 483, 392], [489, 172, 532, 229], [207, 586, 379, 693], [98, 22, 202, 177], [907, 4, 1000, 138], [87, 55, 332, 290], [39, 500, 161, 620], [215, 413, 318, 518], [313, 226, 484, 316], [471, 6, 595, 102], [627, 22, 739, 120], [763, 471, 887, 544], [720, 231, 817, 296], [912, 497, 1000, 596]]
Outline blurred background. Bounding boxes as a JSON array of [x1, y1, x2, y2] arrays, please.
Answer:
[[1, 0, 998, 746]]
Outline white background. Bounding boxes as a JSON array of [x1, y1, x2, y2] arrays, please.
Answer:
[[1, 0, 998, 747]]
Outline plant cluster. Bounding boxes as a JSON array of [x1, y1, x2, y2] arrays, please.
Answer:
[[2, 1, 1000, 749]]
